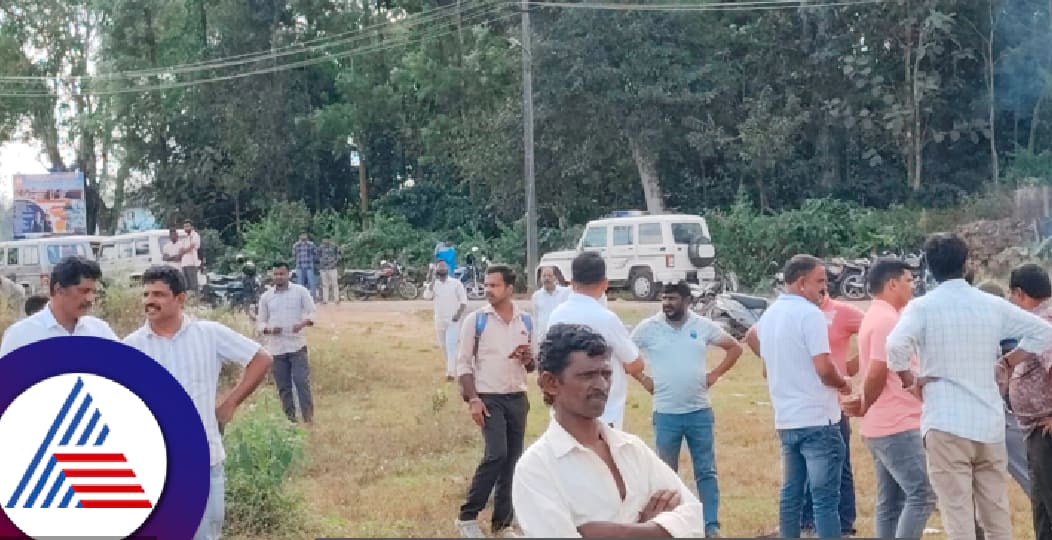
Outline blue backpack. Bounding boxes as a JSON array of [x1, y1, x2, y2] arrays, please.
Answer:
[[472, 311, 534, 361]]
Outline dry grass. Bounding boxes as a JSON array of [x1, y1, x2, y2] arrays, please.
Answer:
[[221, 300, 1037, 540]]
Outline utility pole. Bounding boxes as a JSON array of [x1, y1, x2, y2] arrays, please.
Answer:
[[522, 0, 538, 292]]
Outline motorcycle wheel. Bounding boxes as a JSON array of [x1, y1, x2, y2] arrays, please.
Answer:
[[840, 273, 869, 300], [465, 280, 486, 301], [398, 280, 420, 300]]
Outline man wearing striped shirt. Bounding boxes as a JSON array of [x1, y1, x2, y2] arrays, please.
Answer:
[[257, 261, 317, 423], [887, 233, 1052, 540], [124, 265, 273, 540]]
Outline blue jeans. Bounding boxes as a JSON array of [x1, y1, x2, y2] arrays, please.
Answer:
[[801, 414, 856, 534], [193, 464, 225, 540], [864, 430, 936, 539], [778, 423, 846, 539], [296, 267, 318, 296], [653, 408, 720, 535]]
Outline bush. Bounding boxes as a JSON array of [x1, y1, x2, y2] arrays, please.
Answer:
[[223, 394, 307, 536]]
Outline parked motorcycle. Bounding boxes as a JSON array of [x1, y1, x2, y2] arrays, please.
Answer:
[[201, 261, 260, 316], [342, 260, 420, 300], [697, 289, 770, 340], [454, 247, 487, 301]]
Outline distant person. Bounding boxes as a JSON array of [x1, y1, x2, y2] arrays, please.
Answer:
[[512, 323, 705, 538], [844, 259, 935, 539], [887, 233, 1052, 540], [631, 281, 743, 537], [179, 220, 202, 293], [123, 265, 273, 540], [0, 256, 118, 356], [162, 228, 183, 269], [799, 289, 864, 537], [746, 254, 850, 539], [429, 259, 468, 382], [292, 232, 319, 299], [437, 241, 457, 272], [257, 262, 317, 424], [531, 266, 570, 336], [318, 238, 340, 304], [979, 280, 1033, 498], [23, 294, 48, 317], [454, 264, 534, 538], [547, 251, 651, 430], [1003, 264, 1052, 540]]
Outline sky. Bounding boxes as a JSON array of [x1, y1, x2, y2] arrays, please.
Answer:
[[0, 141, 49, 203]]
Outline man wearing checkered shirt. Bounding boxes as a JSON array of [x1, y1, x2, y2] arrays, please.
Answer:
[[292, 232, 318, 300], [887, 233, 1052, 540]]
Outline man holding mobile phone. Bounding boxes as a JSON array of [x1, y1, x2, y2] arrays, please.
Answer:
[[258, 261, 316, 424], [454, 264, 534, 538]]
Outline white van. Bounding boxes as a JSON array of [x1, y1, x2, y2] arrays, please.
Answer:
[[96, 229, 202, 284], [538, 212, 717, 301], [0, 236, 100, 294]]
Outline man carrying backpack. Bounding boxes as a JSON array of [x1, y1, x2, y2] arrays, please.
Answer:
[[454, 264, 534, 538]]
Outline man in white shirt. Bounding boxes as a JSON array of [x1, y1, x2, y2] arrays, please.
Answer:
[[257, 261, 317, 423], [162, 228, 183, 269], [887, 233, 1052, 540], [513, 323, 705, 538], [179, 220, 202, 293], [547, 252, 652, 430], [124, 265, 273, 540], [747, 254, 851, 539], [429, 259, 468, 381], [531, 266, 571, 336], [0, 256, 117, 356]]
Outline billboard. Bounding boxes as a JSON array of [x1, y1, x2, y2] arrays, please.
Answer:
[[12, 171, 87, 239]]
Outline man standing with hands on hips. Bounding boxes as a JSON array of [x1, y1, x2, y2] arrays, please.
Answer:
[[257, 261, 317, 424], [454, 264, 534, 538]]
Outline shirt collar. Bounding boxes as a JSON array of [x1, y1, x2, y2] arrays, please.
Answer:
[[545, 416, 632, 458], [482, 302, 523, 318], [142, 314, 193, 339], [38, 304, 62, 330], [567, 292, 602, 306]]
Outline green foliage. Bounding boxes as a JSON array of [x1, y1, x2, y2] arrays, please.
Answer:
[[241, 202, 314, 270], [223, 394, 307, 536], [1005, 149, 1052, 186]]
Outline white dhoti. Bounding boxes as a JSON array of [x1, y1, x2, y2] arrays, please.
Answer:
[[435, 320, 462, 377]]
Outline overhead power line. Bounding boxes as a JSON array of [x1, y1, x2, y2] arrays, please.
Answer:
[[524, 0, 887, 11]]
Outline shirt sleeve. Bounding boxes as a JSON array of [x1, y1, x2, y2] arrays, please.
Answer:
[[456, 281, 468, 305], [210, 323, 263, 366], [455, 312, 478, 377], [189, 232, 200, 250], [608, 316, 641, 366], [802, 309, 832, 358], [844, 304, 865, 335], [999, 299, 1052, 356], [629, 320, 650, 350], [640, 441, 706, 537], [0, 326, 28, 357], [256, 292, 270, 333], [511, 455, 582, 538], [865, 317, 896, 364], [300, 286, 317, 322], [886, 301, 923, 372], [96, 321, 119, 341]]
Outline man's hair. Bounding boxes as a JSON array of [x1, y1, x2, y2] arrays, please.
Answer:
[[273, 261, 290, 270], [485, 264, 516, 287], [142, 265, 187, 296], [977, 280, 1006, 298], [23, 294, 48, 316], [168, 227, 178, 235], [571, 251, 606, 285], [924, 233, 969, 282], [435, 258, 449, 267], [661, 280, 691, 299], [1009, 263, 1052, 300], [50, 256, 102, 295], [783, 254, 822, 285], [868, 259, 913, 295], [538, 324, 610, 405], [182, 219, 192, 226]]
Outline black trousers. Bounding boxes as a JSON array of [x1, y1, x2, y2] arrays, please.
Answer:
[[459, 393, 529, 529], [1029, 427, 1052, 540], [272, 347, 313, 422]]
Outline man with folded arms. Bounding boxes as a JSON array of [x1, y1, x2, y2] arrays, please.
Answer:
[[513, 323, 705, 538]]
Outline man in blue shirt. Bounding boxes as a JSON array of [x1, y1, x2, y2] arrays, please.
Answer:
[[436, 241, 457, 271], [630, 281, 743, 538]]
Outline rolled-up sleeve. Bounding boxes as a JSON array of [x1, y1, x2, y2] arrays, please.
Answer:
[[644, 445, 706, 537], [455, 312, 477, 377], [512, 455, 581, 538], [1000, 299, 1052, 354], [886, 302, 923, 372]]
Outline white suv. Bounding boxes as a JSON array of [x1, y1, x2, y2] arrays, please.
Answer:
[[538, 212, 716, 301]]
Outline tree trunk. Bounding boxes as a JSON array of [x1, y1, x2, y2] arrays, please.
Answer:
[[110, 162, 129, 235], [986, 1, 999, 184], [358, 140, 369, 228], [626, 133, 665, 214], [817, 122, 837, 190], [1031, 86, 1046, 154], [911, 41, 924, 191]]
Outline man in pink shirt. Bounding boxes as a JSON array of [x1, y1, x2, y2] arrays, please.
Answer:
[[844, 259, 935, 538], [799, 290, 864, 536]]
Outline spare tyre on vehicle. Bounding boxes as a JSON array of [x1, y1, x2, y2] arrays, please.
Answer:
[[688, 236, 716, 268]]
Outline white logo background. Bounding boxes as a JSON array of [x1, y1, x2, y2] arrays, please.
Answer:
[[0, 373, 167, 539]]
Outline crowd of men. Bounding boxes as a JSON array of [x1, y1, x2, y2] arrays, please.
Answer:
[[439, 232, 1052, 540]]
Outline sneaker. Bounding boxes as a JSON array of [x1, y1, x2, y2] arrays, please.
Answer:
[[455, 519, 486, 538], [496, 527, 520, 538], [706, 531, 721, 538]]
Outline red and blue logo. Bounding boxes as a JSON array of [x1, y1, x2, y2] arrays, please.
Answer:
[[0, 337, 210, 539]]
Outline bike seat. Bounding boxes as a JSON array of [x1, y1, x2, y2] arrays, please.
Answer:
[[730, 293, 769, 310]]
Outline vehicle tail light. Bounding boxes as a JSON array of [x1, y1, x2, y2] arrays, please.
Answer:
[[665, 255, 675, 268]]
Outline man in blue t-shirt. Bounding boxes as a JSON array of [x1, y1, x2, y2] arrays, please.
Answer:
[[436, 241, 457, 271], [630, 280, 743, 538]]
